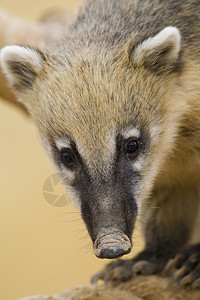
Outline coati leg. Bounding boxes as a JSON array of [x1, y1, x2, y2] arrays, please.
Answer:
[[92, 185, 200, 287]]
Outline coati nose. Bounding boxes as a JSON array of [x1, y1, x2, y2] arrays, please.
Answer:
[[93, 229, 131, 259], [97, 247, 131, 259]]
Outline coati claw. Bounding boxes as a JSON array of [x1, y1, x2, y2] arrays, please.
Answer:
[[91, 269, 106, 285], [91, 259, 134, 285], [161, 255, 182, 276], [129, 249, 172, 276], [132, 260, 160, 275], [162, 244, 200, 288]]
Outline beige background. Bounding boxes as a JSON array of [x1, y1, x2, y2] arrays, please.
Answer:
[[0, 1, 143, 300]]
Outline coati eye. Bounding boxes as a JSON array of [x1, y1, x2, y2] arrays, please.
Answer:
[[124, 139, 139, 159], [60, 148, 75, 168]]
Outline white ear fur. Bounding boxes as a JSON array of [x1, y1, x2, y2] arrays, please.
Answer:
[[133, 26, 181, 70], [0, 45, 43, 91]]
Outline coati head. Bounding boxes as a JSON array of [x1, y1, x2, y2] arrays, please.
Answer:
[[0, 26, 184, 259]]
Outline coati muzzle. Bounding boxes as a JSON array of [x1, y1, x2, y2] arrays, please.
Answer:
[[78, 173, 137, 260], [93, 228, 132, 259]]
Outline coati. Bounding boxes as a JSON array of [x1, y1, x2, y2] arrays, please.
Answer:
[[1, 0, 200, 288]]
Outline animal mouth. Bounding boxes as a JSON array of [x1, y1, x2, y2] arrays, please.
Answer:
[[93, 228, 132, 259]]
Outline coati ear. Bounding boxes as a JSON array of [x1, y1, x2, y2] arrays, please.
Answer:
[[0, 45, 44, 92], [132, 26, 181, 73]]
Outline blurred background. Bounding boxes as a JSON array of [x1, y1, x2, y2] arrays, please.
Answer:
[[0, 1, 143, 300]]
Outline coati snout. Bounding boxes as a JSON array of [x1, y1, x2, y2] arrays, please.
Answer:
[[75, 156, 138, 259]]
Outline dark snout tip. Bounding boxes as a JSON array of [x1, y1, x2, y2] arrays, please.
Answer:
[[93, 229, 132, 259], [97, 246, 131, 259]]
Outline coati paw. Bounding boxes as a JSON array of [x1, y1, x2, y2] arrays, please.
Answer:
[[91, 251, 168, 285], [162, 244, 200, 288], [131, 252, 169, 276], [131, 259, 165, 275], [91, 259, 134, 285], [91, 245, 200, 288]]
